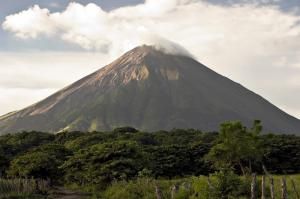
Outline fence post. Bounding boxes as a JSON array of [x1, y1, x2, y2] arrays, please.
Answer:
[[171, 184, 179, 199], [251, 173, 257, 199], [270, 177, 275, 199], [263, 165, 275, 199], [155, 185, 162, 199], [281, 177, 288, 199], [261, 175, 266, 199], [35, 178, 39, 192]]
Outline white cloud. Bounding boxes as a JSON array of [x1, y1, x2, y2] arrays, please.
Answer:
[[2, 5, 56, 39], [2, 1, 200, 55], [2, 0, 300, 118]]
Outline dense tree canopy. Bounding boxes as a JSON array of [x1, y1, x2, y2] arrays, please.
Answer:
[[7, 144, 71, 181], [0, 122, 299, 190], [61, 141, 144, 188], [0, 131, 55, 178]]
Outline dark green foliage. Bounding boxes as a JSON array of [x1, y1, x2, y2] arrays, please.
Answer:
[[206, 121, 263, 174], [189, 143, 213, 176], [145, 143, 212, 179], [132, 133, 159, 146], [0, 131, 54, 157], [0, 132, 55, 177], [54, 131, 85, 144], [7, 144, 71, 181], [147, 129, 207, 146], [262, 134, 300, 174], [1, 122, 300, 192], [147, 145, 191, 178], [64, 132, 107, 151], [61, 141, 144, 188], [0, 154, 8, 177], [206, 169, 242, 199], [113, 127, 138, 133]]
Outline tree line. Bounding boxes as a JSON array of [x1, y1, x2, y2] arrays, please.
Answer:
[[0, 121, 300, 190]]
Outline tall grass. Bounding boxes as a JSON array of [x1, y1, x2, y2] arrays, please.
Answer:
[[100, 175, 300, 199], [271, 175, 300, 198], [101, 178, 191, 199], [0, 178, 50, 198]]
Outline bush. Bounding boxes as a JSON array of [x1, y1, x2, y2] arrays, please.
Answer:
[[0, 178, 49, 198], [113, 127, 138, 133], [7, 144, 70, 181], [203, 169, 242, 199], [102, 178, 190, 199], [61, 141, 145, 189]]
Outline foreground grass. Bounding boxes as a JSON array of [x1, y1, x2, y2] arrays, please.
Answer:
[[94, 174, 300, 199], [0, 178, 49, 199], [2, 175, 299, 198], [271, 174, 300, 198]]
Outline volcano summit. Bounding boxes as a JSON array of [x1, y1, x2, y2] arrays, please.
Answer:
[[0, 45, 300, 134]]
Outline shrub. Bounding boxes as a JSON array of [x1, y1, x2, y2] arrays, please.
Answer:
[[0, 178, 49, 198], [192, 170, 242, 199], [102, 178, 190, 199], [61, 141, 145, 189], [7, 144, 70, 181]]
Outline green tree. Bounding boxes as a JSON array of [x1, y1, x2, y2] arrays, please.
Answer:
[[206, 121, 263, 175], [61, 141, 144, 188], [207, 169, 242, 199], [0, 132, 55, 177], [7, 144, 71, 181], [147, 145, 191, 178], [262, 134, 300, 173], [113, 127, 138, 133], [0, 154, 8, 177]]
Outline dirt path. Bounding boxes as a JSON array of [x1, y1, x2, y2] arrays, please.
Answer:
[[49, 186, 91, 199]]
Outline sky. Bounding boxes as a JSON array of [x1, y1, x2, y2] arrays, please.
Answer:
[[0, 0, 300, 119]]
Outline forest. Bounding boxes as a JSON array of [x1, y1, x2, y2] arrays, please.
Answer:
[[1, 121, 300, 198]]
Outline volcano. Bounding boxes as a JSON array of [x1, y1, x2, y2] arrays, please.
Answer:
[[1, 45, 300, 134]]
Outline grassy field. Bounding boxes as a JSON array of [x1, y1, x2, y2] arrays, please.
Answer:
[[270, 174, 300, 198], [1, 175, 299, 198], [97, 174, 300, 199]]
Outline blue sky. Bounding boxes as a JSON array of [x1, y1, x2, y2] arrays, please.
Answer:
[[1, 0, 300, 119]]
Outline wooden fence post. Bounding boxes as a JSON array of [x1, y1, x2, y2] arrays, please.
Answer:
[[262, 165, 275, 199], [171, 184, 179, 199], [291, 178, 300, 199], [281, 177, 288, 199], [270, 177, 275, 199], [35, 178, 39, 192], [251, 173, 257, 199], [261, 175, 266, 199], [155, 185, 162, 199]]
